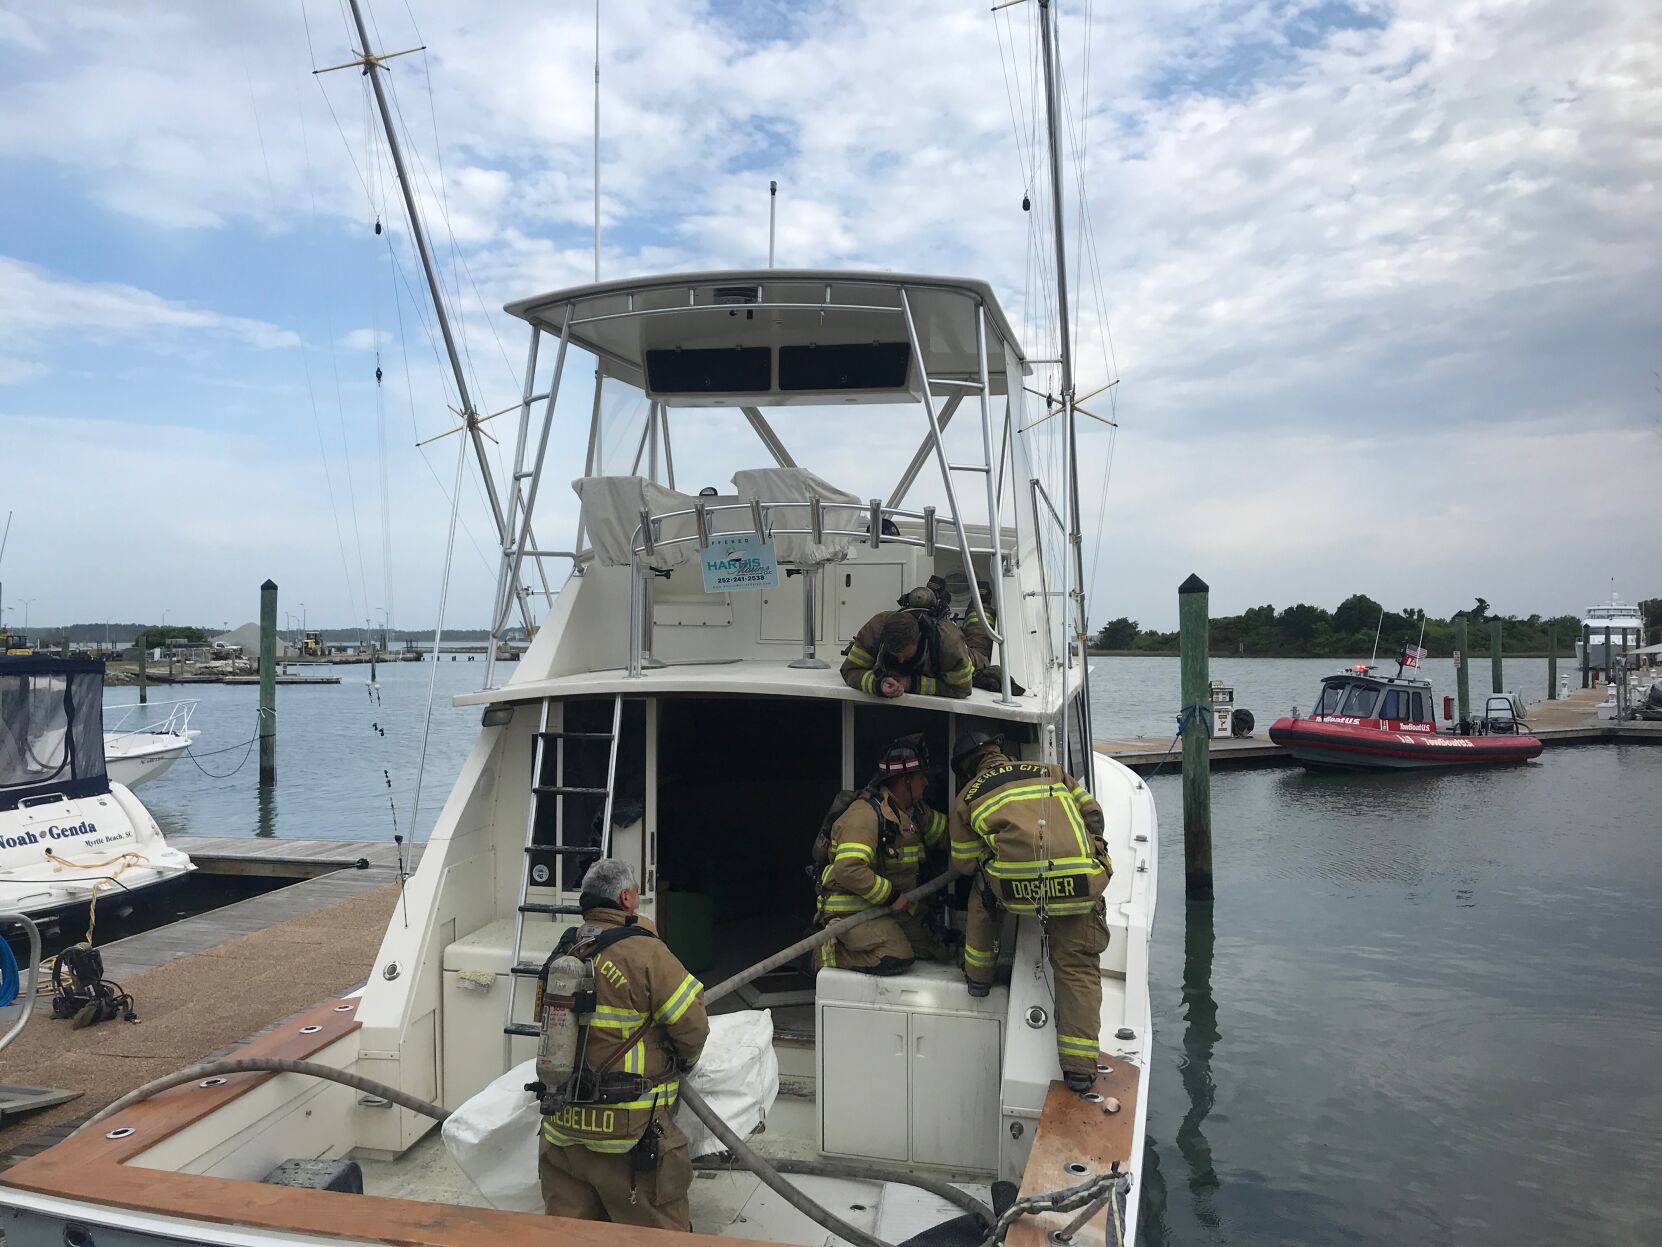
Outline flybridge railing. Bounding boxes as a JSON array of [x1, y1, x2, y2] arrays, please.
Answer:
[[623, 497, 1009, 698], [486, 282, 1022, 704]]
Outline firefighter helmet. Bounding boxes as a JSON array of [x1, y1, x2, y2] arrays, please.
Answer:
[[951, 727, 1004, 770], [897, 586, 941, 613], [875, 733, 932, 780]]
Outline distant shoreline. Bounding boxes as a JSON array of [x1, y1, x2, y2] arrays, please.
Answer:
[[1084, 649, 1568, 660]]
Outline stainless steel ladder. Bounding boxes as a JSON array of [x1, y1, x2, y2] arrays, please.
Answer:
[[503, 695, 623, 1039]]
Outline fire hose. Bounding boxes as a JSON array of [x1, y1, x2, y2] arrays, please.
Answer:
[[76, 871, 1130, 1246]]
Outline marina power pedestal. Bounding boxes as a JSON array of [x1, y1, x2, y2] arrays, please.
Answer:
[[1208, 681, 1234, 738]]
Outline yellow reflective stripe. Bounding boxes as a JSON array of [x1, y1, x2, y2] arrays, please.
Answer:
[[860, 876, 893, 905], [624, 1042, 643, 1074], [834, 841, 875, 862], [968, 782, 1056, 833], [860, 670, 877, 694], [589, 1006, 647, 1030], [821, 895, 873, 914], [847, 644, 874, 666], [818, 941, 837, 967], [971, 782, 1092, 858], [1056, 1034, 1098, 1056], [542, 1122, 637, 1153], [944, 661, 974, 685], [1005, 896, 1097, 915], [983, 856, 1103, 879], [892, 846, 924, 862], [1070, 786, 1091, 803], [950, 845, 986, 861], [656, 974, 702, 1026], [606, 1079, 680, 1112], [918, 676, 938, 696], [963, 944, 997, 968]]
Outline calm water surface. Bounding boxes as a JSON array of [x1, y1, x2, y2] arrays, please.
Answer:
[[108, 658, 1658, 1244], [1138, 745, 1660, 1245], [103, 659, 482, 842]]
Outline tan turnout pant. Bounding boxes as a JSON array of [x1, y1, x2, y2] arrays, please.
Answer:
[[964, 883, 1110, 1075], [539, 1132, 694, 1230], [816, 908, 952, 974]]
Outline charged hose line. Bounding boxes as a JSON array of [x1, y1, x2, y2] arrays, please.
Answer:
[[80, 1058, 451, 1132], [71, 869, 1120, 1247], [705, 870, 953, 1004], [679, 1081, 890, 1247], [693, 1155, 993, 1228]]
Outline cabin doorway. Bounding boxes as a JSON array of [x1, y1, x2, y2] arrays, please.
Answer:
[[655, 697, 841, 991]]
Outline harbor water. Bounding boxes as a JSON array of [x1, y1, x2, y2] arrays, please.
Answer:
[[106, 658, 1657, 1244], [1139, 744, 1659, 1245]]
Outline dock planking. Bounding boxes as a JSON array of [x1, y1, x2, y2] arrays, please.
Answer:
[[91, 836, 421, 981]]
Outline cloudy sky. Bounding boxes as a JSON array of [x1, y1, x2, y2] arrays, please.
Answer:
[[0, 0, 1656, 635]]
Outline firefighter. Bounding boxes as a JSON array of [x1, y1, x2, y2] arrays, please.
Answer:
[[538, 859, 709, 1230], [815, 736, 953, 974], [840, 588, 975, 700], [957, 578, 996, 669], [948, 729, 1112, 1092]]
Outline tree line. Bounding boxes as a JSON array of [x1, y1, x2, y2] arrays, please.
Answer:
[[1091, 595, 1662, 658]]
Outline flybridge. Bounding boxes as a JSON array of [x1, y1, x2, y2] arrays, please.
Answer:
[[501, 270, 1030, 408]]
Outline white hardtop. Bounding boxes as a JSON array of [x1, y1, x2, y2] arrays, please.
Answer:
[[501, 269, 1030, 404]]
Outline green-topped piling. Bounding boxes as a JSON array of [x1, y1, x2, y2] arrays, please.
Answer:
[[1548, 624, 1558, 699], [1454, 618, 1470, 726], [1179, 573, 1212, 899], [260, 579, 277, 787]]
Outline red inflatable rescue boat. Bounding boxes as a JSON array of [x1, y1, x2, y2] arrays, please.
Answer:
[[1268, 661, 1543, 771]]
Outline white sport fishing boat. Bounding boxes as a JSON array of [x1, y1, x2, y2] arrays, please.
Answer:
[[0, 657, 193, 927], [0, 4, 1155, 1243], [103, 699, 199, 788]]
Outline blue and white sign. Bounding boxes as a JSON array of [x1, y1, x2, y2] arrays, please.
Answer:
[[699, 533, 779, 592]]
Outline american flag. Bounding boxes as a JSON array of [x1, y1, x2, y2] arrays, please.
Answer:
[[1402, 643, 1427, 668]]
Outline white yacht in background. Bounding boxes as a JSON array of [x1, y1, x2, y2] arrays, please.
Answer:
[[1575, 591, 1645, 678], [103, 699, 199, 788], [0, 656, 193, 927]]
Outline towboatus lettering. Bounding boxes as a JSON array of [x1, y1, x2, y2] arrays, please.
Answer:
[[1401, 735, 1473, 747]]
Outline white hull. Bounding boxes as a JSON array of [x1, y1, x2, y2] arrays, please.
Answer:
[[104, 731, 196, 788], [0, 781, 194, 921]]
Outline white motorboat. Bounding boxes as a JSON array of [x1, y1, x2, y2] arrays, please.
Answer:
[[0, 656, 193, 928], [0, 267, 1155, 1244], [0, 4, 1153, 1243], [103, 699, 199, 788]]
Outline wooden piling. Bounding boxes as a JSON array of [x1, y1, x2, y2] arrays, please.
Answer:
[[1547, 624, 1558, 699], [1179, 573, 1212, 899], [1454, 618, 1470, 726], [1490, 620, 1504, 694], [137, 634, 148, 705], [1581, 624, 1590, 689], [259, 580, 277, 787]]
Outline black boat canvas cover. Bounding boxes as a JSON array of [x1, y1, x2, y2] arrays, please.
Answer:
[[0, 656, 108, 812]]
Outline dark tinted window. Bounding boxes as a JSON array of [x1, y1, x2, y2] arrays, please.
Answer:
[[1340, 685, 1379, 717], [1380, 690, 1403, 719], [1411, 692, 1426, 721], [778, 342, 911, 392], [645, 346, 771, 394], [1315, 683, 1346, 715]]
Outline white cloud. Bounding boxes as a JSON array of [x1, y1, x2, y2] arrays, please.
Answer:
[[1, 0, 1658, 624], [0, 257, 300, 354], [339, 327, 393, 352]]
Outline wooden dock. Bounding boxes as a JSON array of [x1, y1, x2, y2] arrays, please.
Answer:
[[1096, 683, 1660, 773], [0, 835, 422, 1163]]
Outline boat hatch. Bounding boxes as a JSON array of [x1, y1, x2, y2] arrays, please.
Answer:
[[0, 656, 109, 812]]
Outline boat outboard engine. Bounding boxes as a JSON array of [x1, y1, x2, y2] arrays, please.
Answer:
[[526, 951, 594, 1114]]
